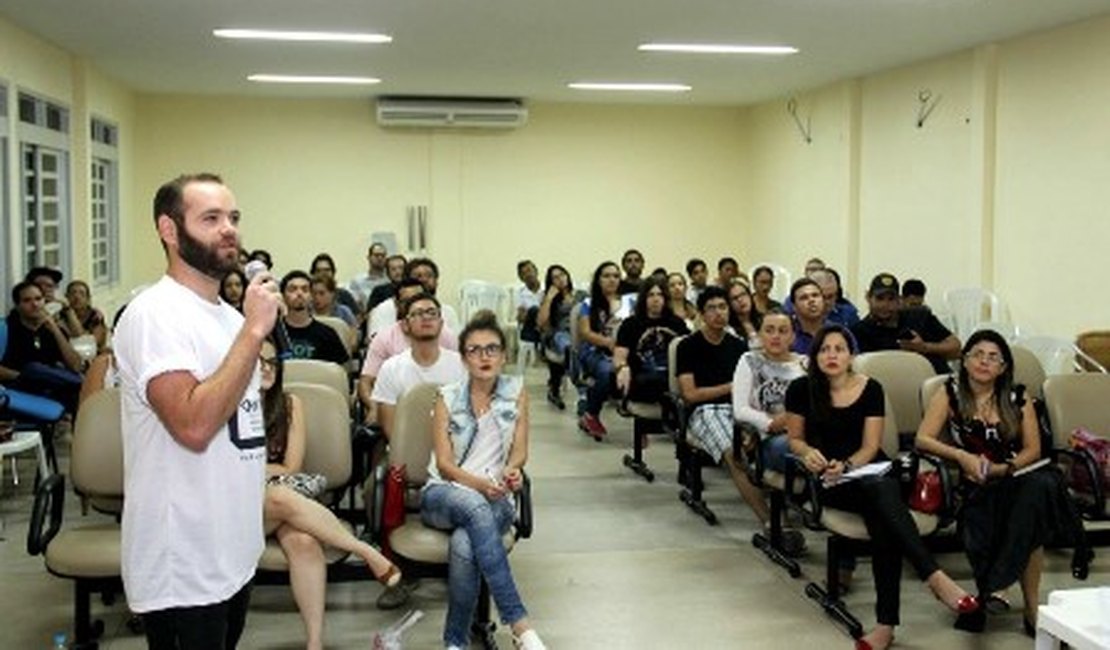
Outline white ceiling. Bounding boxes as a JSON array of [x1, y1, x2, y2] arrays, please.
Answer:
[[2, 0, 1109, 105]]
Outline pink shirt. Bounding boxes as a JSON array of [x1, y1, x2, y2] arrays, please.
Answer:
[[360, 320, 458, 377]]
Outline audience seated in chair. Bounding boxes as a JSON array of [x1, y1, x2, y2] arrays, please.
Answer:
[[422, 313, 546, 650], [812, 268, 860, 328], [259, 339, 401, 650], [309, 273, 358, 329], [368, 257, 459, 340], [726, 279, 761, 347], [363, 253, 408, 316], [346, 242, 391, 312], [618, 248, 646, 295], [613, 277, 689, 429], [901, 278, 928, 309], [852, 273, 959, 374], [280, 271, 350, 365], [675, 287, 778, 525], [309, 252, 361, 320], [61, 280, 109, 352], [716, 256, 748, 288], [576, 261, 636, 438], [1, 280, 83, 415], [751, 265, 783, 316], [731, 308, 807, 552], [515, 260, 544, 344], [666, 272, 698, 329], [915, 330, 1086, 637], [358, 280, 457, 425], [789, 278, 829, 355], [221, 268, 247, 312], [537, 264, 576, 410], [685, 258, 709, 305], [785, 324, 978, 650]]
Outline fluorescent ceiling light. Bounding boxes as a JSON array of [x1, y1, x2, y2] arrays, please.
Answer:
[[248, 74, 381, 85], [639, 43, 798, 55], [568, 82, 691, 92], [214, 29, 392, 44]]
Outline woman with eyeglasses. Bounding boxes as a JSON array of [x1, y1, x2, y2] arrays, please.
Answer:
[[258, 339, 401, 650], [726, 279, 761, 347], [916, 330, 1083, 636], [422, 311, 546, 650], [786, 325, 977, 650], [577, 261, 635, 438]]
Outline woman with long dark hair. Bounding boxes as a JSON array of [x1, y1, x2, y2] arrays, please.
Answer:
[[613, 276, 689, 407], [220, 268, 247, 312], [537, 264, 575, 409], [726, 279, 761, 346], [666, 272, 698, 328], [422, 312, 546, 650], [916, 330, 1082, 636], [576, 261, 633, 438], [259, 339, 400, 650], [786, 325, 977, 650]]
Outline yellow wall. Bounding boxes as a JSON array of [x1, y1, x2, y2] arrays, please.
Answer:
[[131, 98, 750, 302]]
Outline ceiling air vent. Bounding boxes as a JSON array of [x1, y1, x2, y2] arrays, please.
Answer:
[[376, 97, 527, 129]]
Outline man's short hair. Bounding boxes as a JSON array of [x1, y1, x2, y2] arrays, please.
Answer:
[[902, 278, 926, 298], [11, 280, 41, 305], [697, 285, 729, 312], [310, 273, 337, 292], [622, 249, 643, 262], [790, 277, 821, 303], [396, 278, 425, 294], [717, 256, 739, 271], [387, 254, 407, 265], [753, 265, 774, 281], [369, 242, 387, 254], [398, 292, 441, 319], [152, 173, 224, 226], [516, 260, 534, 275], [685, 258, 706, 276], [280, 270, 312, 293], [405, 257, 439, 279]]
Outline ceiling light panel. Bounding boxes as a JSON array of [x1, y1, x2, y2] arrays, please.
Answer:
[[639, 43, 798, 55], [214, 29, 392, 43], [568, 82, 692, 92], [247, 74, 381, 85]]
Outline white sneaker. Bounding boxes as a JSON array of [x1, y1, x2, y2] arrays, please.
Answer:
[[513, 629, 547, 650]]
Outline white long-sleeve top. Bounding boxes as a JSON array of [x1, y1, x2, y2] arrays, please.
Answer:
[[731, 349, 806, 435]]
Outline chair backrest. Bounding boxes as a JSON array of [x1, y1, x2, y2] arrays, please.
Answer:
[[389, 382, 440, 486], [71, 387, 124, 498], [920, 374, 952, 417], [853, 351, 938, 437], [568, 301, 584, 351], [1010, 344, 1047, 400], [285, 359, 350, 406], [285, 382, 352, 492], [667, 335, 686, 396], [942, 288, 1004, 342], [458, 280, 509, 325], [1015, 335, 1083, 375], [747, 262, 793, 303], [1044, 373, 1110, 446], [1075, 330, 1110, 373], [879, 393, 900, 458], [315, 315, 356, 353]]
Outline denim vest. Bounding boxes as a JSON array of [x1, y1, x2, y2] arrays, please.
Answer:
[[426, 374, 523, 484]]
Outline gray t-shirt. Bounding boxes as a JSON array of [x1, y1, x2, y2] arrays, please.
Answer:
[[731, 349, 807, 434]]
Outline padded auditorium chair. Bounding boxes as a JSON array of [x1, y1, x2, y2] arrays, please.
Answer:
[[27, 387, 123, 649], [373, 382, 533, 649], [256, 382, 360, 579], [667, 336, 722, 526], [853, 351, 938, 450]]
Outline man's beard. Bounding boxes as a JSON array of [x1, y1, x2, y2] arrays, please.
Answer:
[[177, 223, 238, 280]]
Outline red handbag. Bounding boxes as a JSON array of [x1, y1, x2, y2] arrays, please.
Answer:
[[381, 464, 407, 557], [909, 470, 943, 514]]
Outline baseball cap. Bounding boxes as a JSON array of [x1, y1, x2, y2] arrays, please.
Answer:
[[868, 272, 899, 297]]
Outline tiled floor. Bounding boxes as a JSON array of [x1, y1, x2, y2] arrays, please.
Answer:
[[1, 368, 1103, 648]]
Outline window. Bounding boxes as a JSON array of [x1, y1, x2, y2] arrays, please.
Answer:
[[0, 83, 9, 312], [18, 91, 71, 276], [90, 117, 119, 285]]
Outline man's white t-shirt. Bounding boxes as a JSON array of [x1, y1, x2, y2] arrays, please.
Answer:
[[114, 276, 267, 613], [371, 348, 465, 405]]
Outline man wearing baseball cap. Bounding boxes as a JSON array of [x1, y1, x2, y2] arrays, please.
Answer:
[[851, 272, 960, 374]]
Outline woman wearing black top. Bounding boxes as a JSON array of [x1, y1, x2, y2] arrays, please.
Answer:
[[537, 264, 575, 409], [613, 277, 689, 406], [786, 325, 977, 650]]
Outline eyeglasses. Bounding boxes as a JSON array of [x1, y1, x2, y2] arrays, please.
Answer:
[[464, 343, 504, 358], [406, 307, 441, 321], [966, 350, 1005, 366]]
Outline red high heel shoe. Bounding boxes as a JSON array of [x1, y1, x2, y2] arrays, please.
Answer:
[[955, 595, 980, 614]]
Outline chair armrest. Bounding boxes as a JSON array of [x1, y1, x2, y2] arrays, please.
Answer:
[[368, 463, 387, 541], [515, 471, 533, 540], [661, 392, 688, 441], [784, 454, 823, 530], [1051, 446, 1106, 518], [734, 424, 764, 485], [27, 472, 65, 556]]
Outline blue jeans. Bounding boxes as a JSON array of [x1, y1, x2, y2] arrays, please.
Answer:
[[578, 345, 613, 417], [421, 483, 526, 648], [759, 433, 790, 473]]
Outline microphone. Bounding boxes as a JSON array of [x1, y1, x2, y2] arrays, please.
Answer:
[[244, 260, 293, 359]]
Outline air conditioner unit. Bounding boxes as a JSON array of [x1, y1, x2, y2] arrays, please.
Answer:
[[376, 97, 528, 129]]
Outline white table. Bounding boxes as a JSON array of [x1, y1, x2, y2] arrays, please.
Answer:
[[0, 430, 51, 487], [1036, 587, 1110, 650]]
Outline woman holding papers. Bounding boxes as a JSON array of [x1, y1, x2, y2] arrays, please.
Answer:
[[916, 329, 1082, 636], [786, 325, 978, 650]]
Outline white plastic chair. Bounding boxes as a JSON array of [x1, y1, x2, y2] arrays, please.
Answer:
[[458, 280, 510, 325], [747, 262, 793, 303], [973, 321, 1021, 344], [1016, 335, 1104, 375], [942, 288, 1006, 342]]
